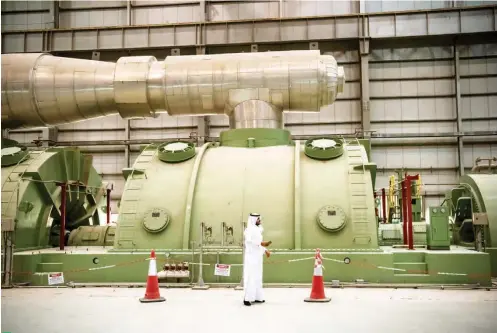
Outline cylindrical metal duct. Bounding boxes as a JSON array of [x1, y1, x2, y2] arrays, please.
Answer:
[[1, 51, 345, 129], [231, 100, 282, 129]]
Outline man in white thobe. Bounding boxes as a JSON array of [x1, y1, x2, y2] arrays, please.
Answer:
[[243, 213, 271, 306]]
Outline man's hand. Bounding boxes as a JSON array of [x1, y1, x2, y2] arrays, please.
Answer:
[[261, 241, 272, 247], [265, 250, 271, 258]]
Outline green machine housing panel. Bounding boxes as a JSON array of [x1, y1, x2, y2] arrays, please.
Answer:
[[426, 206, 450, 250]]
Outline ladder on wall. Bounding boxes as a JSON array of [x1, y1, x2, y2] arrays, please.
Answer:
[[343, 138, 371, 245]]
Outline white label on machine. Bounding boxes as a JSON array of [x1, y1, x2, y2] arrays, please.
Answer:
[[48, 272, 64, 285], [214, 264, 231, 277]]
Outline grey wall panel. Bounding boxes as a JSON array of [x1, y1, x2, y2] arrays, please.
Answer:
[[90, 151, 127, 175], [58, 130, 125, 143], [371, 47, 454, 61], [1, 12, 53, 31], [463, 143, 497, 168], [208, 1, 279, 21], [370, 79, 455, 98], [209, 115, 229, 127], [282, 0, 359, 17], [372, 146, 458, 169], [285, 100, 361, 123], [7, 131, 42, 145], [462, 96, 497, 119], [59, 1, 126, 9], [463, 119, 497, 132], [131, 113, 195, 129], [59, 8, 126, 28], [284, 123, 358, 136], [364, 0, 497, 13], [3, 34, 25, 53], [369, 60, 454, 79], [208, 127, 224, 138], [1, 0, 52, 31], [133, 5, 199, 25], [460, 58, 497, 76]]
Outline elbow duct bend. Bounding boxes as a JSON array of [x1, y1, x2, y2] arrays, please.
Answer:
[[1, 50, 345, 129]]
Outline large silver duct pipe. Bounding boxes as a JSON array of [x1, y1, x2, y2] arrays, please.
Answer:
[[1, 50, 345, 130]]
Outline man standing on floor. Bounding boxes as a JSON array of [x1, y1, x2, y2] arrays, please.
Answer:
[[243, 213, 272, 306]]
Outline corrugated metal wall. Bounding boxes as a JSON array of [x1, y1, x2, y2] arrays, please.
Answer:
[[2, 0, 497, 212], [4, 0, 497, 31]]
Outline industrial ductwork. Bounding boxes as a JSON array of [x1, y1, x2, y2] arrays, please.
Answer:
[[1, 50, 345, 130]]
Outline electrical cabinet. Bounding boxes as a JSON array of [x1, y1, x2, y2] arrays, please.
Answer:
[[426, 206, 450, 250]]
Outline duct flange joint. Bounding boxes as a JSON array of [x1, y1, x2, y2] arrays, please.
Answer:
[[114, 56, 158, 119]]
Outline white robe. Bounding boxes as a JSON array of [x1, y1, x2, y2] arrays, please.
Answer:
[[243, 215, 266, 302]]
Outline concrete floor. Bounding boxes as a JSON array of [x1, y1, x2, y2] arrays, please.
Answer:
[[2, 287, 497, 333]]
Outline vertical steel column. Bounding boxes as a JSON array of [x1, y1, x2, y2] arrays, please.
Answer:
[[381, 188, 387, 223], [359, 39, 371, 137], [126, 0, 131, 26], [59, 183, 67, 251], [106, 187, 111, 225], [401, 180, 408, 245], [196, 0, 209, 145], [50, 1, 60, 29], [125, 0, 132, 163], [454, 45, 464, 176]]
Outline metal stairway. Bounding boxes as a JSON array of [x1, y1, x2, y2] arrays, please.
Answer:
[[116, 148, 155, 248], [345, 139, 371, 244]]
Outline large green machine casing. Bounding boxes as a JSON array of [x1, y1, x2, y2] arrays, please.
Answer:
[[115, 132, 378, 252], [444, 173, 497, 276], [1, 147, 107, 251]]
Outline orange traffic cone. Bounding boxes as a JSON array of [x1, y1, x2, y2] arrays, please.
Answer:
[[304, 248, 331, 303], [139, 250, 166, 303]]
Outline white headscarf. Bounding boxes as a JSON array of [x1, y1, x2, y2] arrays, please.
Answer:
[[247, 213, 260, 230]]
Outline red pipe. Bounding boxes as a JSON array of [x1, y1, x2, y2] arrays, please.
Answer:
[[381, 188, 387, 224], [106, 187, 111, 225], [405, 179, 413, 249], [374, 191, 379, 220], [405, 174, 419, 251], [59, 183, 67, 251], [401, 180, 408, 245]]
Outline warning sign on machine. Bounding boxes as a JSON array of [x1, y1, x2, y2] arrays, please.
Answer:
[[48, 272, 65, 285], [214, 264, 231, 277]]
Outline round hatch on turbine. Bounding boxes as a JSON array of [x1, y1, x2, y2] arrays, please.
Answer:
[[158, 141, 196, 163], [304, 137, 344, 160], [1, 146, 29, 167]]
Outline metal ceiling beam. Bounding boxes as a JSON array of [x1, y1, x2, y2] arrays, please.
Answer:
[[2, 5, 495, 54]]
